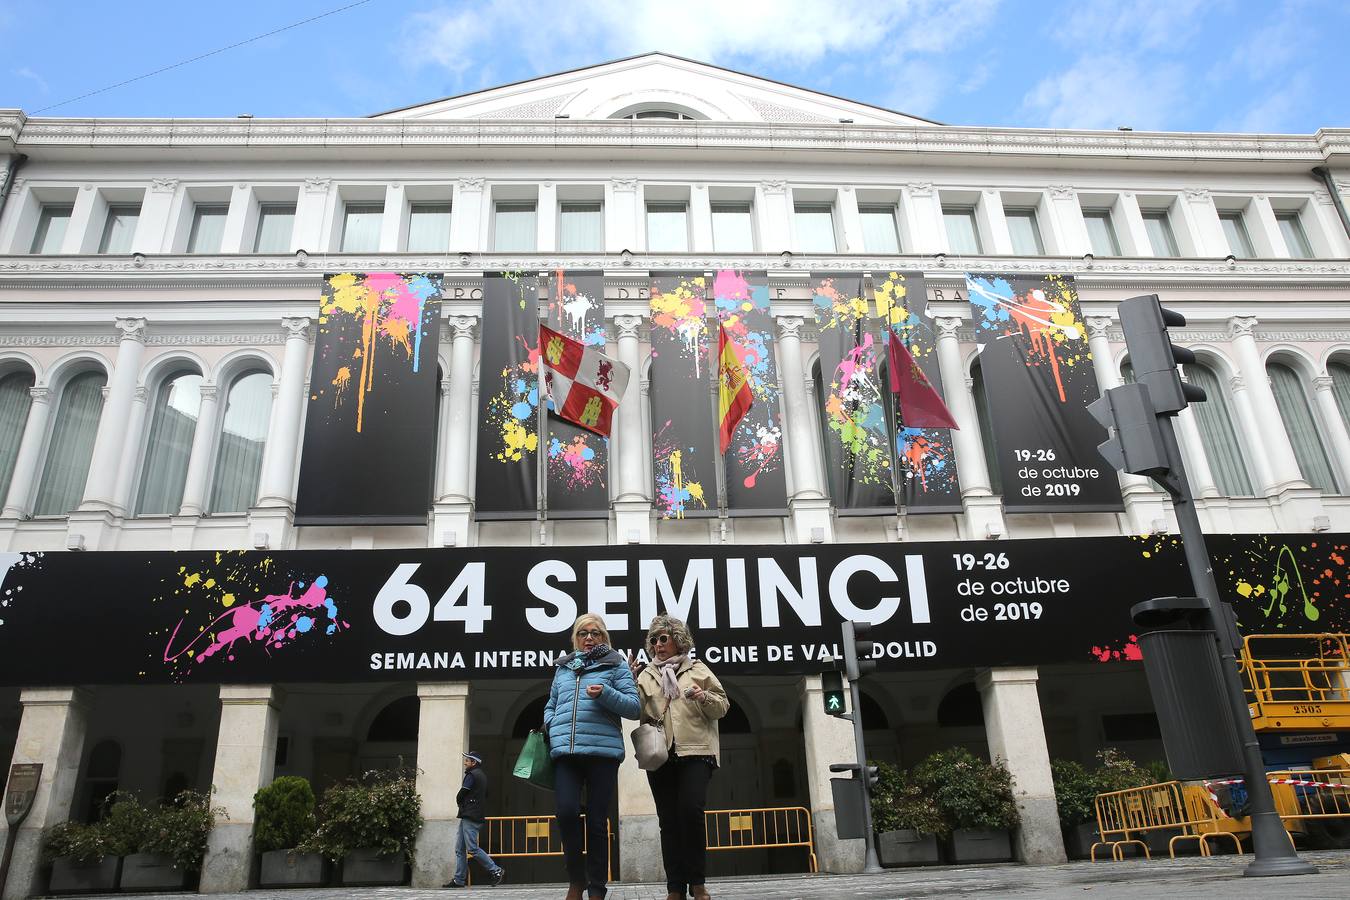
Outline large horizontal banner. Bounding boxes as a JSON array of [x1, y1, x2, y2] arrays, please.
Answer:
[[1, 533, 1344, 685]]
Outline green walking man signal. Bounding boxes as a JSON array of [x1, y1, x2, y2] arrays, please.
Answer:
[[822, 669, 847, 717]]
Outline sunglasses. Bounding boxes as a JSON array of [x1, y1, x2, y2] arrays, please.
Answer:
[[648, 634, 673, 647], [576, 629, 604, 639]]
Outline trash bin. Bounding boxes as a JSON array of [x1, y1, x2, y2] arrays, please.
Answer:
[[830, 776, 866, 840], [1130, 597, 1245, 780]]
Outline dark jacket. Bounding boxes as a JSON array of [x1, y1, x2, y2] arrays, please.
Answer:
[[457, 765, 487, 822], [543, 647, 640, 760]]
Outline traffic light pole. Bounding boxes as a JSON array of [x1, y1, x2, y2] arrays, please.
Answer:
[[847, 673, 884, 874], [1155, 416, 1316, 877]]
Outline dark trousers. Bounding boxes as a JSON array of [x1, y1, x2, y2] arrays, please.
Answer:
[[647, 756, 715, 893], [554, 755, 619, 897]]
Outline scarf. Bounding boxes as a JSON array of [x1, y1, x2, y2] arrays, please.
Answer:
[[565, 643, 611, 670], [654, 654, 688, 700]]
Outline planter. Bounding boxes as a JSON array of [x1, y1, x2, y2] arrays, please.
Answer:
[[1064, 822, 1100, 859], [260, 849, 330, 888], [947, 828, 1013, 864], [340, 849, 406, 886], [49, 856, 121, 894], [877, 829, 942, 867], [118, 852, 191, 891]]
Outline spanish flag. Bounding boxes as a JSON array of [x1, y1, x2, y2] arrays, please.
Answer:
[[717, 324, 754, 454]]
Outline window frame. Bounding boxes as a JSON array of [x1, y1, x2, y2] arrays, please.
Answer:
[[1082, 207, 1121, 256], [186, 203, 230, 255], [98, 204, 141, 254], [492, 200, 539, 253], [30, 203, 74, 254], [339, 202, 384, 253], [1004, 207, 1045, 256], [793, 202, 838, 254], [1275, 211, 1313, 258], [558, 201, 604, 252], [1218, 210, 1255, 259], [406, 202, 453, 253], [645, 201, 691, 253], [253, 202, 297, 253], [710, 202, 755, 252], [941, 205, 983, 255], [857, 204, 902, 254], [1141, 209, 1180, 257], [133, 369, 204, 517]]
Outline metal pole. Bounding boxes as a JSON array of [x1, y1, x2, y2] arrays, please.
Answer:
[[848, 675, 883, 874], [1157, 416, 1316, 876]]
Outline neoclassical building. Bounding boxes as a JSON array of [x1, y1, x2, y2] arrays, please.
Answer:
[[2, 53, 1350, 895]]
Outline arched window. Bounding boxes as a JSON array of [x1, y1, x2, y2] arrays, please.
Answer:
[[83, 739, 122, 821], [1182, 363, 1253, 497], [860, 692, 891, 731], [366, 695, 419, 742], [33, 371, 106, 516], [1331, 361, 1350, 432], [0, 370, 35, 504], [937, 682, 983, 728], [1267, 361, 1338, 493], [512, 696, 550, 739], [970, 359, 1001, 494], [135, 370, 203, 515], [208, 370, 272, 514]]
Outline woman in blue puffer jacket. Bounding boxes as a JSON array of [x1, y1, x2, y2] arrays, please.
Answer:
[[544, 613, 640, 900]]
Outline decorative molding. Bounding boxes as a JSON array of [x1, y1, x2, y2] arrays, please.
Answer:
[[476, 92, 576, 120], [1229, 375, 1247, 393], [0, 335, 119, 347], [1085, 316, 1113, 340], [133, 386, 149, 402], [456, 177, 484, 192], [610, 178, 636, 193], [906, 182, 934, 198], [115, 317, 147, 342], [150, 178, 178, 194], [198, 384, 219, 402], [733, 93, 833, 124], [775, 316, 804, 340], [614, 315, 642, 340], [281, 316, 312, 341], [1047, 185, 1075, 200], [1312, 190, 1334, 206], [936, 317, 963, 339], [450, 315, 479, 340], [760, 180, 787, 195], [1313, 375, 1335, 392], [7, 177, 25, 194], [303, 178, 331, 193], [1228, 316, 1258, 340], [1183, 188, 1211, 202], [28, 386, 50, 403]]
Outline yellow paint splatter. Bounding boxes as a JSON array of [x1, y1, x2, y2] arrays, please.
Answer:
[[184, 572, 201, 587], [221, 593, 236, 608]]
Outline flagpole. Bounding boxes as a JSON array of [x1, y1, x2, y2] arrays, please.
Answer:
[[867, 272, 906, 528]]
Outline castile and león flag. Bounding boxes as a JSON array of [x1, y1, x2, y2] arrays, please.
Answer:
[[538, 324, 632, 437], [886, 327, 959, 430]]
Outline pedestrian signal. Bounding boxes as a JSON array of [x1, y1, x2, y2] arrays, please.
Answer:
[[822, 670, 847, 717]]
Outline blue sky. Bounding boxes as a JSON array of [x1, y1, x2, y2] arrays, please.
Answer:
[[0, 0, 1346, 132]]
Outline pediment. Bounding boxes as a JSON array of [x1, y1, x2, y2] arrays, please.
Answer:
[[374, 53, 936, 126]]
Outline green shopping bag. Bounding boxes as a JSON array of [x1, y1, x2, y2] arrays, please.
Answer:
[[513, 728, 555, 791]]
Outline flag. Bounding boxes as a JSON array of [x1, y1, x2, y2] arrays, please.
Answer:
[[539, 324, 631, 438], [717, 324, 754, 453], [887, 328, 960, 430]]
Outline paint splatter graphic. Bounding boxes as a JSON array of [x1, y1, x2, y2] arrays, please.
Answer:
[[547, 434, 604, 489], [485, 273, 541, 465], [813, 277, 892, 488], [154, 553, 349, 682], [546, 270, 608, 494], [1212, 537, 1350, 633], [965, 274, 1090, 404], [1092, 635, 1143, 662], [653, 420, 707, 519], [714, 270, 783, 491], [312, 273, 441, 432], [650, 275, 709, 375], [0, 552, 42, 628]]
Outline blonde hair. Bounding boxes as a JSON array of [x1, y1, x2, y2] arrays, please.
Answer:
[[646, 615, 694, 654], [571, 613, 611, 651]]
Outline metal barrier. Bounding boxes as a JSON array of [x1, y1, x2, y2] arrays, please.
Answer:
[[1092, 781, 1248, 860], [1241, 633, 1350, 731], [704, 806, 818, 873], [1267, 768, 1350, 831], [466, 815, 612, 885]]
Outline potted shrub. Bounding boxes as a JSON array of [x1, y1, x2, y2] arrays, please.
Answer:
[[872, 761, 946, 867], [120, 789, 220, 891], [254, 776, 327, 888], [1051, 759, 1100, 859], [301, 769, 423, 886], [913, 748, 1020, 863], [43, 819, 128, 894]]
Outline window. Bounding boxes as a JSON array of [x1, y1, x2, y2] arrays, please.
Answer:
[[208, 370, 272, 514], [646, 202, 689, 252], [407, 203, 452, 253], [711, 203, 754, 252], [1082, 208, 1121, 256], [134, 371, 203, 516], [1331, 362, 1350, 433], [340, 203, 383, 252], [942, 206, 982, 254], [30, 204, 73, 254], [1005, 208, 1045, 255], [559, 202, 603, 252], [493, 202, 537, 252], [625, 109, 693, 120], [1218, 212, 1254, 258], [1267, 362, 1338, 493], [1183, 363, 1253, 496], [33, 371, 106, 516], [186, 204, 228, 254], [971, 360, 1001, 494], [1276, 212, 1312, 258], [98, 204, 140, 254], [0, 370, 35, 504], [1142, 210, 1179, 257], [794, 204, 836, 253], [859, 205, 901, 254], [253, 204, 295, 253]]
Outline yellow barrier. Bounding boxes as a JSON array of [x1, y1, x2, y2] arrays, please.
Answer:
[[1241, 633, 1350, 731], [465, 815, 612, 885], [704, 806, 818, 873], [1268, 768, 1350, 830], [1092, 781, 1249, 860]]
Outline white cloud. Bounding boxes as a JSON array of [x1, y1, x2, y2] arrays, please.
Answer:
[[1022, 55, 1187, 130], [13, 66, 47, 94]]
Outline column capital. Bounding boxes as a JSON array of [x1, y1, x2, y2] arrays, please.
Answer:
[[416, 681, 471, 700], [1229, 374, 1247, 393], [936, 316, 963, 339], [1047, 184, 1075, 200], [115, 316, 147, 342], [1183, 187, 1211, 203], [614, 314, 643, 339], [150, 177, 179, 194], [456, 176, 484, 193], [976, 665, 1040, 688], [760, 180, 787, 195], [905, 182, 934, 198], [1313, 375, 1335, 393], [1228, 315, 1258, 340], [281, 316, 312, 340], [1085, 316, 1113, 340], [450, 315, 479, 340], [198, 384, 219, 402], [610, 177, 637, 193], [303, 177, 331, 194], [775, 316, 804, 340], [28, 385, 50, 404], [133, 385, 149, 403]]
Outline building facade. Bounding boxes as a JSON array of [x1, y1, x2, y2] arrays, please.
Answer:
[[2, 53, 1350, 895]]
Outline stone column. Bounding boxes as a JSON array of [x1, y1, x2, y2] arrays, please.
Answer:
[[617, 719, 662, 882], [612, 315, 652, 543], [799, 675, 863, 873], [199, 685, 282, 893], [935, 318, 1005, 539], [1225, 372, 1274, 491], [79, 317, 146, 513], [412, 683, 470, 888], [256, 317, 312, 507], [1, 387, 51, 518], [0, 688, 89, 900], [1173, 368, 1221, 499], [976, 668, 1065, 865], [110, 386, 149, 514], [1228, 316, 1307, 493], [439, 316, 478, 504], [775, 317, 832, 542], [606, 178, 638, 252], [177, 384, 221, 517], [1313, 375, 1350, 490]]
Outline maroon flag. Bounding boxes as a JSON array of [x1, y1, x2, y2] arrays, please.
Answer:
[[887, 329, 959, 430]]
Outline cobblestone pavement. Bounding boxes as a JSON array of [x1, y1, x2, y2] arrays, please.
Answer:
[[100, 851, 1350, 900]]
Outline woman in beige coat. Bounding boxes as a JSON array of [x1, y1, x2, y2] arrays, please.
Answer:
[[632, 615, 730, 900]]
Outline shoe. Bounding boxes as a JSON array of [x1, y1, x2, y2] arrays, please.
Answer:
[[491, 867, 504, 886], [666, 892, 686, 900], [565, 884, 585, 900], [691, 886, 712, 900], [442, 882, 466, 889]]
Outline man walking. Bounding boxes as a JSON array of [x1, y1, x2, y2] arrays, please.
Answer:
[[444, 751, 505, 888]]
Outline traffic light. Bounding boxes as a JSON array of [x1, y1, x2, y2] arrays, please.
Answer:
[[841, 621, 875, 681], [1086, 382, 1170, 478], [864, 764, 880, 789], [822, 669, 847, 717], [1117, 294, 1207, 415]]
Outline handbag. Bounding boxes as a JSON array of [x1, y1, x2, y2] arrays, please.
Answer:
[[631, 692, 670, 771], [513, 728, 556, 791]]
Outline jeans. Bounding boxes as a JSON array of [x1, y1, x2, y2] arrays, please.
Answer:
[[554, 755, 619, 897], [647, 756, 714, 894], [452, 818, 500, 885]]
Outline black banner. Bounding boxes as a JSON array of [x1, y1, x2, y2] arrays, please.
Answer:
[[474, 273, 541, 520], [874, 272, 961, 514], [714, 270, 788, 516], [812, 272, 895, 513], [965, 273, 1122, 512], [544, 270, 610, 518], [649, 273, 716, 519], [295, 273, 442, 524], [1, 533, 1346, 685]]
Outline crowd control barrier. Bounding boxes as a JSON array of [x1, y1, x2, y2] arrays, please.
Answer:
[[704, 806, 819, 873], [1091, 780, 1250, 860], [466, 815, 612, 885]]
